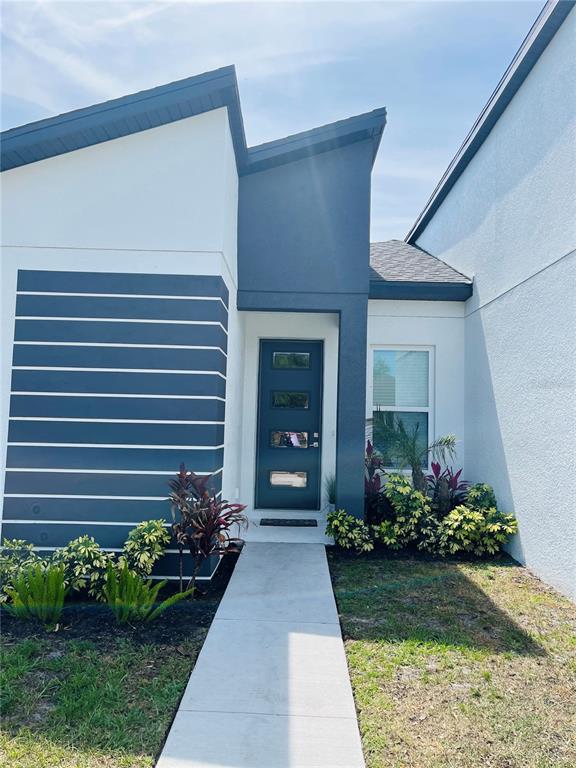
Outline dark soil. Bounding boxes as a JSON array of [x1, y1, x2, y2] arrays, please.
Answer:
[[1, 552, 238, 650]]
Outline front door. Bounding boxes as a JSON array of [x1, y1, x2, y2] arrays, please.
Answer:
[[256, 340, 323, 509]]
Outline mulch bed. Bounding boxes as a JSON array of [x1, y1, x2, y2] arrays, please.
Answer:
[[1, 552, 238, 650]]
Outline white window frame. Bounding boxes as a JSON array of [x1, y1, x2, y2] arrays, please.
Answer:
[[367, 344, 435, 470]]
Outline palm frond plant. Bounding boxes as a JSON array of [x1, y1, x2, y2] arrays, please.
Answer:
[[4, 563, 67, 630], [379, 416, 456, 492], [103, 563, 193, 624]]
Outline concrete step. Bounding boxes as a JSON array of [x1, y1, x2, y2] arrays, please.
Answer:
[[244, 509, 332, 543]]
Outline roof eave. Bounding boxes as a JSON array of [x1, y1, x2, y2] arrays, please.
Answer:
[[369, 280, 473, 301], [244, 107, 387, 174], [1, 67, 387, 176], [1, 65, 250, 173]]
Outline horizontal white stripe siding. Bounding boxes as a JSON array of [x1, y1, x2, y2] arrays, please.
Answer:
[[10, 418, 224, 424], [6, 467, 223, 475], [8, 443, 225, 449], [5, 494, 169, 500], [14, 342, 227, 354], [13, 367, 226, 377], [16, 317, 228, 332], [7, 273, 229, 586], [6, 491, 223, 500], [10, 392, 225, 400], [18, 291, 227, 306], [7, 519, 167, 526]]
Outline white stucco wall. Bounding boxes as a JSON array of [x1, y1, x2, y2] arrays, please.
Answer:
[[0, 107, 240, 518], [367, 300, 465, 468], [415, 8, 576, 598]]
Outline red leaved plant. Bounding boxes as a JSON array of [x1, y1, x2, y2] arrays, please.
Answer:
[[426, 462, 469, 517], [168, 464, 247, 593]]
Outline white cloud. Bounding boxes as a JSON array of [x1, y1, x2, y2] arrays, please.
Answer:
[[1, 1, 423, 117]]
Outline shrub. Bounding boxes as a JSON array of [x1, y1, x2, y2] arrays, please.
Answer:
[[169, 465, 247, 592], [0, 539, 46, 604], [4, 563, 67, 630], [52, 535, 112, 600], [438, 505, 486, 555], [439, 503, 518, 556], [480, 509, 518, 554], [326, 509, 374, 553], [376, 474, 431, 549], [118, 519, 171, 577], [467, 483, 498, 511], [103, 564, 193, 624]]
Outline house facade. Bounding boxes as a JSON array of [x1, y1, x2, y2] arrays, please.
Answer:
[[1, 0, 574, 595]]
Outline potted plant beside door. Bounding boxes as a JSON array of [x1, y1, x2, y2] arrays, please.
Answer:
[[324, 474, 336, 513]]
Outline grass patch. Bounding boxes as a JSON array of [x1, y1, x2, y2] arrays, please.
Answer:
[[0, 555, 237, 768], [328, 551, 576, 768]]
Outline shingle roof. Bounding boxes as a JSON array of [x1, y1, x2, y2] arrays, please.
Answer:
[[370, 240, 472, 284]]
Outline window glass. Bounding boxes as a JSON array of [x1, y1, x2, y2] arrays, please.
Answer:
[[373, 411, 429, 468], [272, 352, 310, 369], [269, 471, 308, 488], [272, 391, 309, 409], [373, 350, 428, 408], [271, 431, 309, 448]]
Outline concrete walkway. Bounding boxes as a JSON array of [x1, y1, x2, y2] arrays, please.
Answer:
[[157, 542, 365, 768]]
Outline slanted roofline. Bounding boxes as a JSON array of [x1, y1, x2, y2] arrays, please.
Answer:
[[0, 65, 386, 175], [406, 0, 575, 243]]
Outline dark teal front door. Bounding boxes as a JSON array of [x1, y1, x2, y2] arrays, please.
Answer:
[[256, 340, 323, 509]]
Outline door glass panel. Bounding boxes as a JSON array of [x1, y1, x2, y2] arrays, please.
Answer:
[[269, 471, 308, 487], [272, 391, 309, 409], [271, 431, 309, 448], [272, 352, 310, 369]]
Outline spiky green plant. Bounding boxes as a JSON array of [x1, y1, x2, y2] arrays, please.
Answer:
[[103, 564, 193, 624], [4, 563, 67, 630], [0, 538, 47, 604], [382, 417, 456, 492], [324, 474, 337, 505]]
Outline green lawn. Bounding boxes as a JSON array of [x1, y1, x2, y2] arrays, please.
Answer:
[[0, 557, 236, 768], [328, 551, 576, 768], [1, 635, 203, 768]]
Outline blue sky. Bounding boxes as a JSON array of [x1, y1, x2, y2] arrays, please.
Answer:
[[1, 0, 542, 240]]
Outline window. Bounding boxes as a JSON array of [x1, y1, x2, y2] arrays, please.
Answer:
[[272, 391, 309, 409], [269, 471, 308, 487], [272, 352, 310, 369], [270, 430, 309, 448], [371, 348, 431, 468]]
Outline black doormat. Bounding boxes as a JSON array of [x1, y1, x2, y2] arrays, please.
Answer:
[[260, 518, 318, 527]]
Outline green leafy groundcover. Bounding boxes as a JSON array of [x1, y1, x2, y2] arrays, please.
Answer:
[[327, 476, 517, 556]]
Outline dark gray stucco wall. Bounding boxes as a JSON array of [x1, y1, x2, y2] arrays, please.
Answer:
[[238, 140, 374, 517]]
